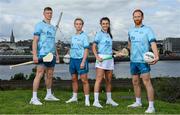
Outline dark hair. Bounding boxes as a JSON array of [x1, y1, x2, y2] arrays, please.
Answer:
[[133, 9, 144, 17], [100, 17, 113, 39], [44, 7, 53, 12], [74, 18, 84, 25]]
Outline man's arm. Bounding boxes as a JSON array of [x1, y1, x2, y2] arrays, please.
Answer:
[[127, 39, 131, 56], [32, 36, 39, 63], [150, 42, 159, 64], [56, 47, 60, 63]]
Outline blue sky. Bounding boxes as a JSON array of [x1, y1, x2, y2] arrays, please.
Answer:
[[0, 0, 180, 42]]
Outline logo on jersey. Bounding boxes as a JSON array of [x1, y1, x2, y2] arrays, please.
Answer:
[[131, 36, 135, 40]]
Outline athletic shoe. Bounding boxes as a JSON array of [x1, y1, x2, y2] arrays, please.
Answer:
[[44, 94, 60, 101], [145, 107, 155, 113], [29, 98, 42, 105], [93, 101, 103, 108], [106, 99, 119, 106], [65, 97, 78, 103], [127, 102, 142, 108]]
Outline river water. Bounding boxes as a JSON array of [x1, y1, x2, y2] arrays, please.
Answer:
[[0, 61, 180, 80]]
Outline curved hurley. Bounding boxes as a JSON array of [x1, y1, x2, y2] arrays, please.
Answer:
[[96, 55, 113, 63], [121, 48, 129, 57], [43, 53, 53, 62], [9, 61, 34, 69], [9, 53, 54, 69], [113, 48, 129, 57], [63, 54, 70, 64]]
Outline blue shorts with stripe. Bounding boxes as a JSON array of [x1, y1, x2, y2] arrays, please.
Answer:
[[130, 62, 150, 75], [69, 58, 89, 75]]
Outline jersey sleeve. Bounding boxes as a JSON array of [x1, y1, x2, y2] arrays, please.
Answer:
[[147, 27, 156, 44], [33, 23, 41, 36], [93, 33, 100, 44], [83, 35, 89, 49]]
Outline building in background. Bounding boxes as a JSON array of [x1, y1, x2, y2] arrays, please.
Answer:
[[0, 30, 31, 55], [163, 37, 180, 56], [10, 30, 15, 43]]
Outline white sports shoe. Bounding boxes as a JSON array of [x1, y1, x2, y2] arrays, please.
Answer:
[[106, 99, 119, 106], [29, 98, 42, 105], [145, 107, 155, 113], [44, 94, 60, 101], [65, 97, 78, 103], [93, 101, 103, 108], [127, 102, 142, 108], [85, 100, 90, 106]]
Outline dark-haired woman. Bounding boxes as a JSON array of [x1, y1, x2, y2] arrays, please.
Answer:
[[92, 17, 118, 108]]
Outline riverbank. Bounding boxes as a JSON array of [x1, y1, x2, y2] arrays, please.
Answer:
[[1, 77, 180, 90], [0, 79, 132, 90], [1, 55, 180, 65]]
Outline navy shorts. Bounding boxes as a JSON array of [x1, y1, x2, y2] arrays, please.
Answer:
[[37, 56, 56, 68], [69, 58, 89, 75], [130, 62, 150, 75]]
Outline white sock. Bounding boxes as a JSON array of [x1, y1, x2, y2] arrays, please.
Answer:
[[85, 94, 89, 102], [106, 92, 112, 100], [46, 88, 52, 96], [149, 101, 154, 108], [94, 92, 99, 102], [73, 92, 77, 99], [136, 97, 142, 104], [32, 92, 37, 99]]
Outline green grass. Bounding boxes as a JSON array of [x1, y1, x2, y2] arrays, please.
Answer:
[[0, 89, 180, 114]]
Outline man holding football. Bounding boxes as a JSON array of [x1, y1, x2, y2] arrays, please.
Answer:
[[127, 9, 159, 113]]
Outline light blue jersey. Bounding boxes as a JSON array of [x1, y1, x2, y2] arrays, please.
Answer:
[[128, 25, 156, 63], [70, 31, 89, 59], [34, 20, 56, 58], [94, 30, 112, 55]]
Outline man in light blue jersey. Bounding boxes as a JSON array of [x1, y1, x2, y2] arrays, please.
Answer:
[[127, 9, 159, 113], [30, 7, 60, 105]]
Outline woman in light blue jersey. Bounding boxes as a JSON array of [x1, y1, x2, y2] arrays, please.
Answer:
[[92, 17, 118, 108], [65, 18, 90, 106]]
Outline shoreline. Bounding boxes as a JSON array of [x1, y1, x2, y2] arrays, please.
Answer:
[[0, 55, 180, 65], [1, 77, 180, 90]]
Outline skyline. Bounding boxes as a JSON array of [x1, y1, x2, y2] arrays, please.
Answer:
[[0, 0, 180, 42]]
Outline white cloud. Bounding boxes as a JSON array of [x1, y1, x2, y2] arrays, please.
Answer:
[[0, 0, 180, 41]]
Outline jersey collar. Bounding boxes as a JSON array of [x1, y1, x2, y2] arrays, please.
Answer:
[[76, 31, 84, 35], [42, 20, 51, 25], [135, 24, 144, 28], [101, 29, 108, 34]]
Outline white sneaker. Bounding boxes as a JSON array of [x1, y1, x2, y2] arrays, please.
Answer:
[[29, 98, 42, 105], [44, 94, 60, 101], [85, 100, 90, 106], [65, 97, 78, 103], [93, 101, 103, 108], [106, 99, 119, 106], [127, 102, 142, 108], [145, 107, 155, 113]]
